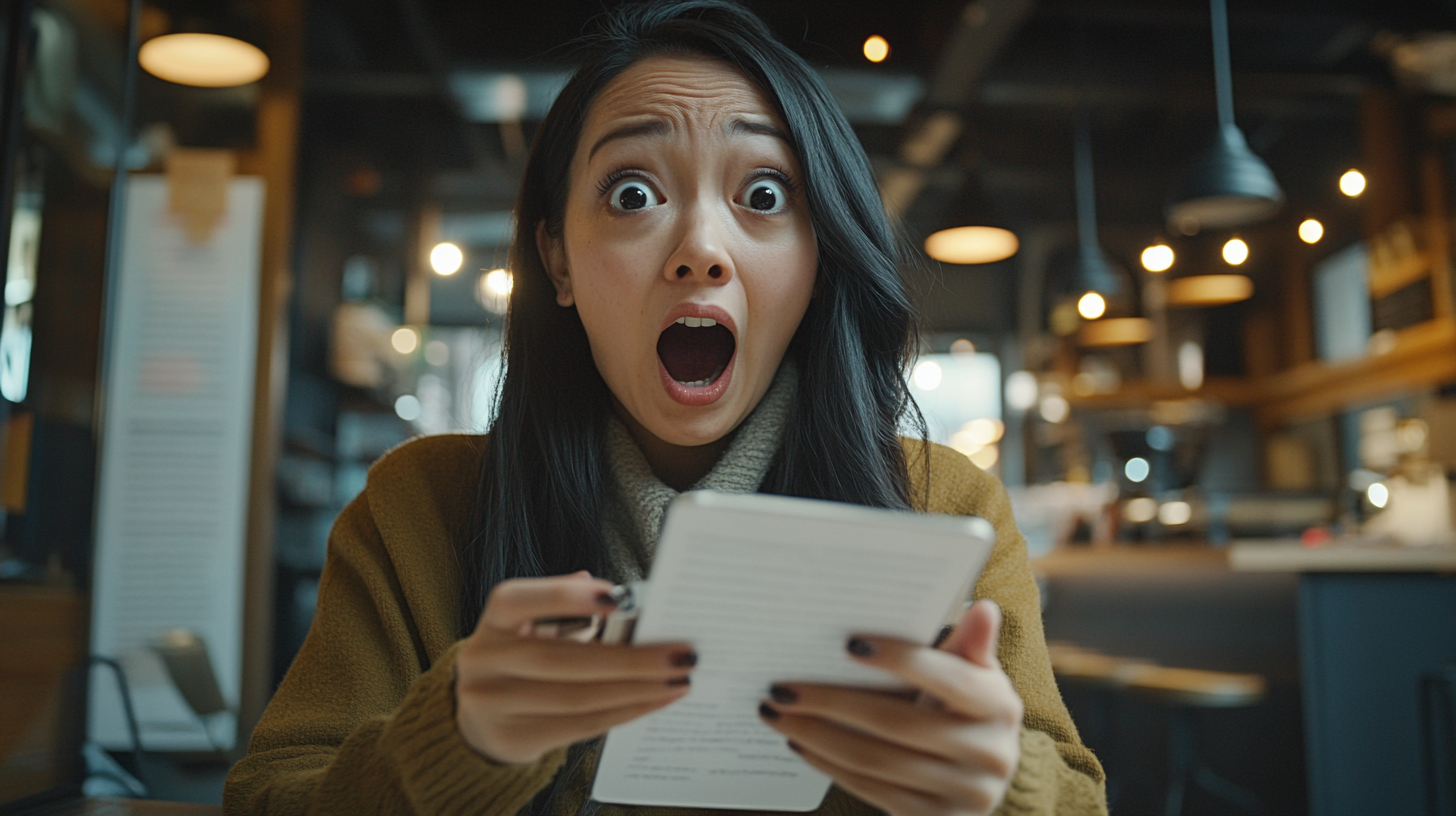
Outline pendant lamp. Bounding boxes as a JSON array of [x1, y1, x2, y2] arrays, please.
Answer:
[[1166, 0, 1282, 233], [1070, 117, 1122, 296], [139, 8, 269, 88]]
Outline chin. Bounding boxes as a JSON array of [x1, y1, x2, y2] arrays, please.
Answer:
[[643, 401, 744, 449]]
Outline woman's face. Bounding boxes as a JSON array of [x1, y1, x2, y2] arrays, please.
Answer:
[[539, 55, 818, 448]]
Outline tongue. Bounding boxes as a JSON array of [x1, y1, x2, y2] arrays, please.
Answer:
[[657, 323, 735, 384]]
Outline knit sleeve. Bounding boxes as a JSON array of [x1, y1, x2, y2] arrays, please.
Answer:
[[223, 494, 566, 816], [961, 461, 1108, 816], [904, 440, 1107, 816]]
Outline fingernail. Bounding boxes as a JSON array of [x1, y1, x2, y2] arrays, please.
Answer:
[[787, 740, 802, 754], [847, 637, 877, 657], [671, 651, 698, 668], [758, 702, 780, 721], [595, 592, 618, 607], [769, 685, 798, 705], [667, 676, 691, 687]]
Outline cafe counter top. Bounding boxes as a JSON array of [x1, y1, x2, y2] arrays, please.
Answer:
[[1227, 540, 1456, 572]]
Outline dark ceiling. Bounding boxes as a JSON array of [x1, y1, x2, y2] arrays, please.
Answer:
[[293, 0, 1456, 336]]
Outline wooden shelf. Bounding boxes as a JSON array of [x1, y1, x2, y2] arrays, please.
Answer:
[[1065, 318, 1456, 426]]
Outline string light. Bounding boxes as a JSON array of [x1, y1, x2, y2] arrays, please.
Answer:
[[863, 35, 890, 63], [1299, 218, 1324, 244], [1339, 169, 1366, 197], [430, 242, 464, 275]]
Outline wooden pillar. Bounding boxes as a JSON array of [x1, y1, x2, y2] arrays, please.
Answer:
[[1360, 89, 1414, 238], [233, 0, 302, 749]]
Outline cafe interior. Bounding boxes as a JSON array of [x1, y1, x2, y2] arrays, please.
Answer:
[[1, 0, 1455, 814]]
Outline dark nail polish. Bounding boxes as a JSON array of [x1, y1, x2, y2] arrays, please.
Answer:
[[671, 651, 698, 668], [667, 676, 691, 687], [758, 702, 780, 721], [769, 685, 798, 705], [847, 637, 877, 657], [787, 740, 802, 754], [933, 624, 954, 648]]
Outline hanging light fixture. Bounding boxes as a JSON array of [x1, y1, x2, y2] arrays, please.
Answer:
[[1166, 274, 1252, 307], [924, 226, 1019, 264], [1070, 116, 1123, 296], [1166, 0, 1283, 233], [139, 10, 270, 88], [1078, 317, 1153, 347]]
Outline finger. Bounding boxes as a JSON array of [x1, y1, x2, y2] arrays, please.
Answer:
[[765, 683, 1007, 768], [461, 676, 690, 716], [845, 637, 1021, 724], [948, 601, 1000, 669], [762, 707, 1005, 807], [465, 638, 697, 683], [477, 574, 618, 633], [786, 739, 948, 816]]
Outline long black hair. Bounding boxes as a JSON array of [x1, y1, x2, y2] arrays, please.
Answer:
[[459, 0, 925, 635]]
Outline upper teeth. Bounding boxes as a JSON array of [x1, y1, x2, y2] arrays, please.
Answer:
[[675, 317, 717, 327]]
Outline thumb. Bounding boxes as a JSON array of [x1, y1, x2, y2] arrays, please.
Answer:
[[939, 600, 1002, 670]]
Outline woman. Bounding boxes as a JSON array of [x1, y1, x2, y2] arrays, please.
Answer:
[[224, 2, 1106, 815]]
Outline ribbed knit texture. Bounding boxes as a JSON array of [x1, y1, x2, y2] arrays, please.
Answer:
[[602, 363, 796, 578], [224, 433, 1107, 816]]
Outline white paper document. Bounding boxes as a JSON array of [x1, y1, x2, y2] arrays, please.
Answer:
[[591, 491, 995, 811]]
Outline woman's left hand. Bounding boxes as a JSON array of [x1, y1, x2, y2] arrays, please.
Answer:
[[758, 600, 1023, 816]]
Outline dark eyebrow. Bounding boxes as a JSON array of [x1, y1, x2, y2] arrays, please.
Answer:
[[588, 120, 669, 160], [729, 119, 790, 143]]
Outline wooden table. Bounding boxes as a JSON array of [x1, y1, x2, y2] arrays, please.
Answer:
[[1229, 542, 1456, 816]]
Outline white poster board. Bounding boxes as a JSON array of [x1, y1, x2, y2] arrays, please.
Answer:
[[88, 175, 263, 751]]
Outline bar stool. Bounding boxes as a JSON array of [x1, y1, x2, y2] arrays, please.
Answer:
[[1122, 665, 1267, 816]]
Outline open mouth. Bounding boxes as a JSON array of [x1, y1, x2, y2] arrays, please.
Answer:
[[657, 316, 736, 387]]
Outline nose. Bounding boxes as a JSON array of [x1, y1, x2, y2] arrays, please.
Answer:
[[663, 196, 734, 284]]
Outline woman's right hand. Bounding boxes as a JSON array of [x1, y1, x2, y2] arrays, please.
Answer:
[[454, 571, 696, 765]]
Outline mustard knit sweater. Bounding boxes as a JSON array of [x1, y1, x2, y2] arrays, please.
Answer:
[[224, 435, 1107, 816]]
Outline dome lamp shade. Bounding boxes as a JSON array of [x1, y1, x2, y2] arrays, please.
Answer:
[[140, 32, 269, 87], [924, 226, 1019, 264], [1167, 124, 1283, 232], [1166, 0, 1283, 233]]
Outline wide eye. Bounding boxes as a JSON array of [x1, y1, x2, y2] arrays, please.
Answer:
[[741, 178, 788, 213], [608, 180, 661, 212]]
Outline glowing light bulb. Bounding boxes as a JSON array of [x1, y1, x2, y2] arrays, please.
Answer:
[[1367, 482, 1389, 508], [1005, 371, 1038, 411], [1077, 292, 1106, 320], [430, 242, 464, 275], [863, 35, 889, 63], [391, 327, 419, 354], [1298, 218, 1324, 244], [394, 394, 421, 421], [1141, 244, 1175, 272], [1124, 457, 1150, 483], [1339, 169, 1366, 197], [912, 359, 942, 391], [1039, 395, 1069, 423], [1222, 238, 1249, 265], [484, 268, 512, 295]]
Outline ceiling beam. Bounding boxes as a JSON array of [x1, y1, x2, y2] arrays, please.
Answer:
[[881, 0, 1037, 219]]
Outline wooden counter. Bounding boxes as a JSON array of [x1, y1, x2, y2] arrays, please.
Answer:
[[1228, 541, 1456, 572]]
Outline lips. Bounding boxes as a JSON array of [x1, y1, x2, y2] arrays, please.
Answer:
[[656, 305, 737, 406]]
